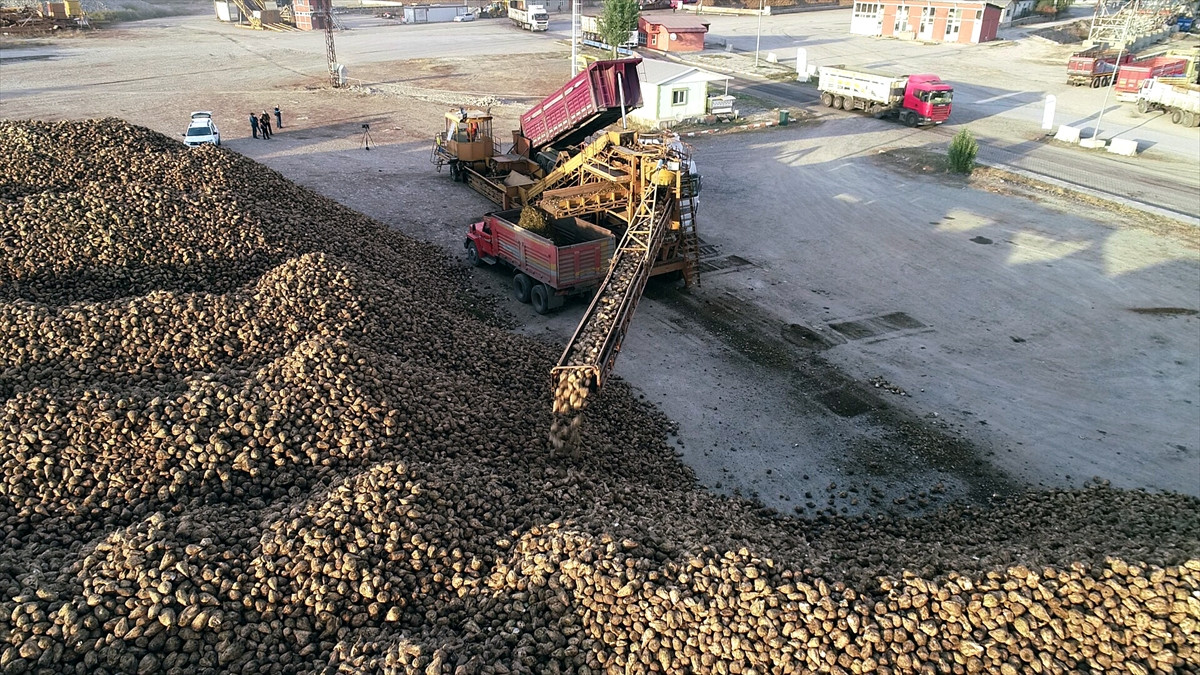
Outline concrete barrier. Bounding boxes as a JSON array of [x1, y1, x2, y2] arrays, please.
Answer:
[[1107, 138, 1139, 156], [1054, 125, 1081, 143]]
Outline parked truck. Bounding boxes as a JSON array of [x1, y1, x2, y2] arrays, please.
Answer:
[[1135, 77, 1200, 126], [817, 66, 952, 126], [579, 14, 638, 48], [1115, 56, 1189, 99], [465, 209, 616, 314], [507, 0, 547, 30], [1066, 46, 1132, 87]]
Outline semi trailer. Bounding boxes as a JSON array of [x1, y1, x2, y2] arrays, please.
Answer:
[[817, 66, 952, 126], [1115, 56, 1189, 100], [1066, 47, 1132, 87]]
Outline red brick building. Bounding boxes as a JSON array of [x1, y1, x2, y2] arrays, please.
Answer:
[[849, 0, 1001, 44], [294, 0, 331, 31], [639, 15, 710, 53]]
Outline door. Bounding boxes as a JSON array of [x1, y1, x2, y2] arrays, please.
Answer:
[[893, 5, 909, 33], [918, 6, 935, 40]]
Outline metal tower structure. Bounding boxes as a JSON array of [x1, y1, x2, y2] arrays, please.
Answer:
[[324, 1, 339, 87], [1088, 0, 1175, 48]]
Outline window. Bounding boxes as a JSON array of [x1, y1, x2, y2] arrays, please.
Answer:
[[893, 5, 909, 32], [671, 89, 688, 106], [852, 2, 880, 18], [945, 8, 961, 39]]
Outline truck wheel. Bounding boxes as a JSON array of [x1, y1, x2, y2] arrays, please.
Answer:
[[465, 241, 481, 267], [1171, 109, 1183, 125], [842, 96, 856, 111], [1183, 112, 1196, 127], [1091, 78, 1102, 88], [1136, 99, 1150, 114], [530, 284, 551, 315], [513, 273, 532, 303], [820, 92, 834, 107], [832, 96, 844, 110], [901, 111, 917, 128]]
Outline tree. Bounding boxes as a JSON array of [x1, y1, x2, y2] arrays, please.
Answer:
[[598, 0, 639, 57], [947, 128, 978, 174]]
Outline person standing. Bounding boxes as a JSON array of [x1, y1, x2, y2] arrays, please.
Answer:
[[274, 106, 282, 129], [260, 111, 272, 139], [250, 113, 259, 139]]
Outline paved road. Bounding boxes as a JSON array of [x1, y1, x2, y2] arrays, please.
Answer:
[[733, 77, 1200, 222]]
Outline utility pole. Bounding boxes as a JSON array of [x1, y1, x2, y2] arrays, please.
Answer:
[[571, 0, 579, 75], [753, 0, 764, 68], [324, 0, 339, 87]]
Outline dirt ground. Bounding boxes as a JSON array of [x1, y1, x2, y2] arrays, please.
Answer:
[[2, 11, 1197, 517]]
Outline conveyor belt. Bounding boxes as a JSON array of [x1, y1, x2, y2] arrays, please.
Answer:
[[549, 180, 674, 453]]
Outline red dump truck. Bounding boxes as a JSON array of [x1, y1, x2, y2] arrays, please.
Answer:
[[1066, 47, 1133, 87], [817, 67, 952, 126], [1115, 56, 1189, 99], [518, 58, 642, 153], [465, 209, 615, 314]]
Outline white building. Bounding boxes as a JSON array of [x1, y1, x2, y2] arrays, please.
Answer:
[[993, 0, 1035, 25], [630, 60, 731, 126]]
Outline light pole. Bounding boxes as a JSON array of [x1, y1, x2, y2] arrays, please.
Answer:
[[1088, 8, 1133, 145], [754, 0, 764, 68]]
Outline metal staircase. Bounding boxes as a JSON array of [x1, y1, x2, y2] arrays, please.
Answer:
[[676, 155, 701, 288]]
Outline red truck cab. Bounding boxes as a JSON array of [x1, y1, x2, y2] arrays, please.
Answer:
[[904, 74, 953, 125], [466, 218, 495, 263]]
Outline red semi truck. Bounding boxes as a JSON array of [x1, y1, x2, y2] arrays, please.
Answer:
[[817, 66, 952, 126], [1115, 56, 1189, 99], [1066, 47, 1133, 87], [465, 209, 616, 314]]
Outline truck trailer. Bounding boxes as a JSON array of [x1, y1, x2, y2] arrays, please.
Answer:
[[1115, 56, 1189, 100], [507, 0, 547, 30], [1066, 47, 1132, 87], [1135, 77, 1200, 126], [817, 66, 952, 126], [466, 209, 616, 314], [579, 14, 638, 48]]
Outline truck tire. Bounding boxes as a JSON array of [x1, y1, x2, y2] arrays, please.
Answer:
[[1183, 111, 1197, 127], [842, 96, 856, 111], [900, 111, 917, 128], [513, 273, 532, 303], [530, 284, 551, 315], [1136, 99, 1150, 113], [1171, 109, 1183, 125], [465, 241, 481, 267], [832, 96, 844, 110], [1091, 78, 1102, 88], [820, 92, 834, 107]]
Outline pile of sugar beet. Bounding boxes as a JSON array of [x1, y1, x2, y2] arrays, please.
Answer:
[[0, 119, 1197, 675]]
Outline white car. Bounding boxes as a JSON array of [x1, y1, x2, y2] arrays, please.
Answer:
[[183, 111, 220, 147], [453, 12, 475, 21]]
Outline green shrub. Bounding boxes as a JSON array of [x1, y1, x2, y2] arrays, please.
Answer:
[[947, 128, 978, 175]]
